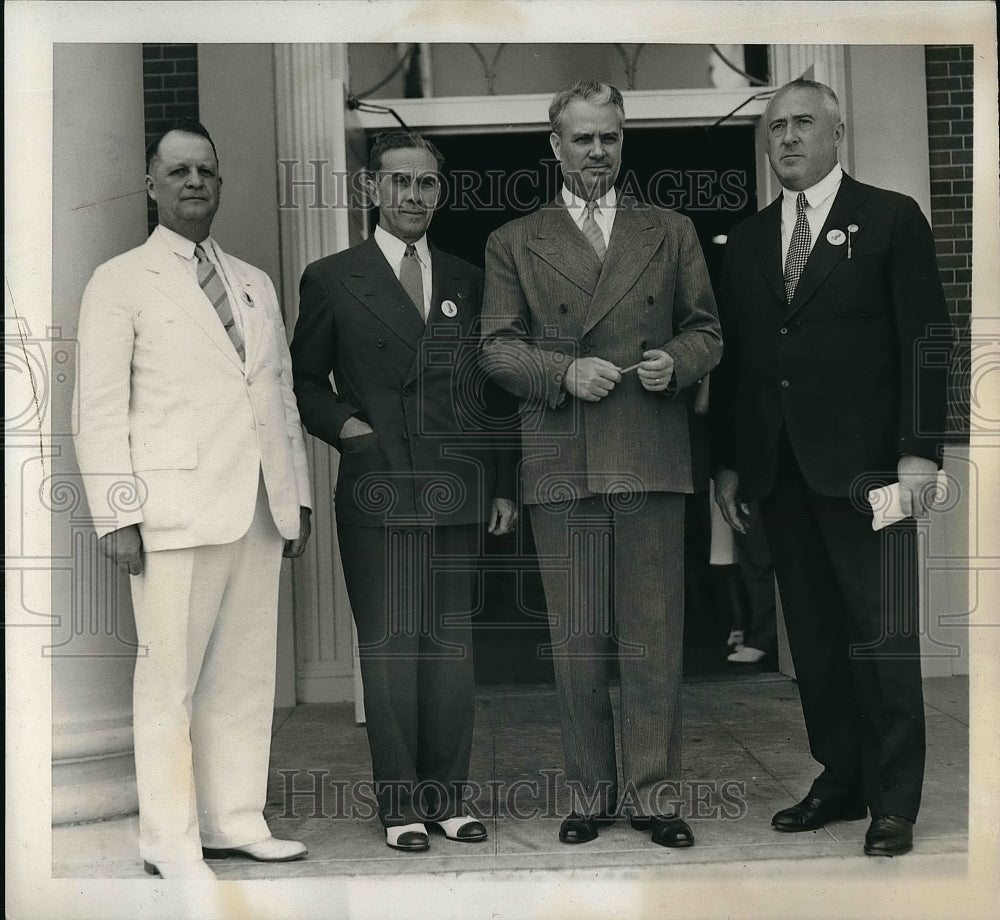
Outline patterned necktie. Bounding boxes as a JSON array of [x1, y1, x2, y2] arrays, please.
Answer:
[[194, 244, 244, 361], [399, 244, 425, 319], [783, 191, 811, 303], [582, 200, 607, 263]]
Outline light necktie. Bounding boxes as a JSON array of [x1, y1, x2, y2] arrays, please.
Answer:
[[783, 191, 811, 303], [399, 244, 425, 319], [582, 200, 607, 263], [194, 244, 244, 361]]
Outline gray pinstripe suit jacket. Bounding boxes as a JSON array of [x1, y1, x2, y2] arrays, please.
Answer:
[[480, 195, 722, 504]]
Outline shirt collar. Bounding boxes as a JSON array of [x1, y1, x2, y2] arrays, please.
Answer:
[[374, 224, 431, 267], [155, 223, 215, 260], [781, 162, 843, 210], [561, 184, 617, 220]]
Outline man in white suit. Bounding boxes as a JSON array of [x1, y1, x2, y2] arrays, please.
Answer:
[[74, 122, 312, 880]]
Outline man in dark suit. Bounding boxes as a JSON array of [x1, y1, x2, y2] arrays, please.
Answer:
[[291, 131, 516, 852], [481, 81, 722, 848], [712, 79, 950, 857]]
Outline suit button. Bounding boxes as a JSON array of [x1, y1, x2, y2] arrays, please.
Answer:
[[582, 344, 592, 355], [647, 295, 655, 304], [376, 338, 385, 347], [559, 304, 568, 313], [780, 379, 790, 389], [403, 386, 412, 397], [779, 327, 788, 335]]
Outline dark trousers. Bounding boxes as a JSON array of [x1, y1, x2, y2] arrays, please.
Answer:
[[733, 502, 778, 656], [338, 521, 478, 827], [529, 492, 686, 818], [760, 431, 925, 821]]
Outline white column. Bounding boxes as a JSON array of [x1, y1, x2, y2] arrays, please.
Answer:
[[273, 44, 358, 702], [48, 42, 148, 823]]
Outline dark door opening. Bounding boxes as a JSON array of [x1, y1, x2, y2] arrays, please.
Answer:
[[367, 123, 772, 684]]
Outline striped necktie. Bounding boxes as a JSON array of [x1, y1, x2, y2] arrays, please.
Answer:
[[783, 192, 811, 302], [582, 200, 607, 262], [194, 243, 244, 361], [399, 244, 426, 319]]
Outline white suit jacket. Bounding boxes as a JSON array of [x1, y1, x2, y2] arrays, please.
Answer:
[[73, 229, 311, 552]]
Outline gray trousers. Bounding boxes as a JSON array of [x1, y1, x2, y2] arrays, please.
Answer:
[[530, 492, 686, 818]]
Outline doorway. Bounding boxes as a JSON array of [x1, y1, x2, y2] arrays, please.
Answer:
[[367, 123, 771, 683]]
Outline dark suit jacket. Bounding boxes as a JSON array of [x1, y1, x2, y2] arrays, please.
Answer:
[[480, 196, 722, 503], [712, 173, 951, 500], [291, 237, 517, 527]]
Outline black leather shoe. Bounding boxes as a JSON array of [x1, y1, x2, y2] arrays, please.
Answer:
[[864, 815, 913, 856], [772, 795, 867, 832], [648, 815, 694, 848], [558, 813, 614, 844]]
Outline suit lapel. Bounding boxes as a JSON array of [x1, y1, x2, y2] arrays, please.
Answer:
[[140, 232, 244, 370], [525, 200, 602, 297], [753, 197, 786, 305], [785, 174, 871, 319], [583, 198, 664, 335], [403, 246, 474, 386], [341, 238, 427, 351]]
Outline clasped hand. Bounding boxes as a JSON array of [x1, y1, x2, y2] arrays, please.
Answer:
[[565, 349, 674, 402]]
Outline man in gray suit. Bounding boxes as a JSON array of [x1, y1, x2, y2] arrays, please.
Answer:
[[481, 81, 721, 847]]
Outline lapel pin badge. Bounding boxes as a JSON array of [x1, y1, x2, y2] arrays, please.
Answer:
[[827, 229, 846, 247], [847, 224, 859, 260], [242, 290, 255, 307], [441, 299, 458, 318]]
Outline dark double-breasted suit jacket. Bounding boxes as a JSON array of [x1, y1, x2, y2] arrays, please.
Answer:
[[291, 237, 516, 527], [290, 236, 517, 824]]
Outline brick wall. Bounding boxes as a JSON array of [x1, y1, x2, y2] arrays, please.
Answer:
[[925, 45, 972, 439], [142, 44, 199, 233]]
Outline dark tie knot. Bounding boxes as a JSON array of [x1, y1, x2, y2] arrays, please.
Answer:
[[796, 192, 808, 214], [404, 244, 417, 259]]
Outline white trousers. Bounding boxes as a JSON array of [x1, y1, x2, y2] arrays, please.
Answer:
[[129, 475, 284, 862]]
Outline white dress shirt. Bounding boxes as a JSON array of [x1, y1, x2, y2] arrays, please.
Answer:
[[374, 224, 433, 319], [156, 224, 247, 341], [562, 185, 618, 248], [780, 162, 843, 264]]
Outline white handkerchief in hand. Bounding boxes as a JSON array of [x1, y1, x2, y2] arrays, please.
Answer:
[[867, 471, 948, 531]]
